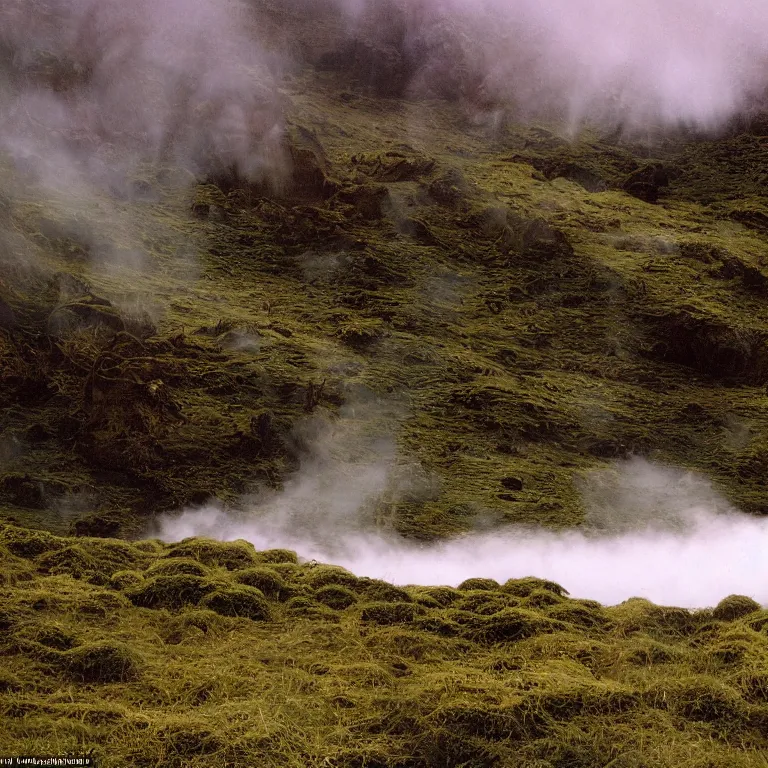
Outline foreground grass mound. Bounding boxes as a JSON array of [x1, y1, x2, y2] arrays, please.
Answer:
[[1, 523, 768, 767]]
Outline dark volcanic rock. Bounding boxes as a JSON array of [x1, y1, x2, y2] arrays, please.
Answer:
[[622, 163, 671, 203]]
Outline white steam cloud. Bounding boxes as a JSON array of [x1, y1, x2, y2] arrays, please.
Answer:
[[336, 0, 768, 129], [0, 0, 289, 323], [156, 410, 766, 609], [0, 0, 286, 189]]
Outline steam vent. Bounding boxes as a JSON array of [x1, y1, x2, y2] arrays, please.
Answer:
[[3, 0, 768, 765]]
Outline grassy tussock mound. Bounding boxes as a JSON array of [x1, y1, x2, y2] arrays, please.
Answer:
[[61, 641, 141, 684], [146, 557, 211, 578], [200, 585, 272, 621], [284, 595, 341, 621], [315, 584, 358, 610], [1, 524, 768, 765], [127, 573, 220, 610], [713, 594, 762, 621], [1, 526, 64, 558], [161, 538, 259, 570], [233, 566, 292, 599]]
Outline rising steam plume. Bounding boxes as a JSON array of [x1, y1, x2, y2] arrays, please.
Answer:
[[0, 0, 286, 189], [335, 0, 768, 129], [1, 0, 767, 194], [156, 410, 768, 610]]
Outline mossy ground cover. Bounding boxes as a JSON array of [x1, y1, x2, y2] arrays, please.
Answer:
[[3, 2, 768, 763], [4, 52, 768, 531], [2, 524, 768, 767]]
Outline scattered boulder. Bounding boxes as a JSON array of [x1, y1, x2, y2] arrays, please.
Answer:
[[500, 216, 574, 261], [72, 512, 121, 538], [1, 474, 65, 510], [427, 168, 468, 206], [285, 125, 338, 200], [500, 476, 523, 492], [336, 184, 389, 220], [555, 162, 609, 192], [643, 310, 768, 383], [318, 37, 410, 97]]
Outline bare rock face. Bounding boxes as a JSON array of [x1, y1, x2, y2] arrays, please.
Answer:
[[208, 122, 337, 203], [622, 163, 672, 203]]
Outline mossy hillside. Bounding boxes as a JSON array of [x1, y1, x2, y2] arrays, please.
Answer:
[[5, 50, 768, 533], [3, 523, 768, 766]]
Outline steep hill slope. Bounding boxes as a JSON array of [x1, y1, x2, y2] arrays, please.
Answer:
[[3, 65, 768, 535]]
